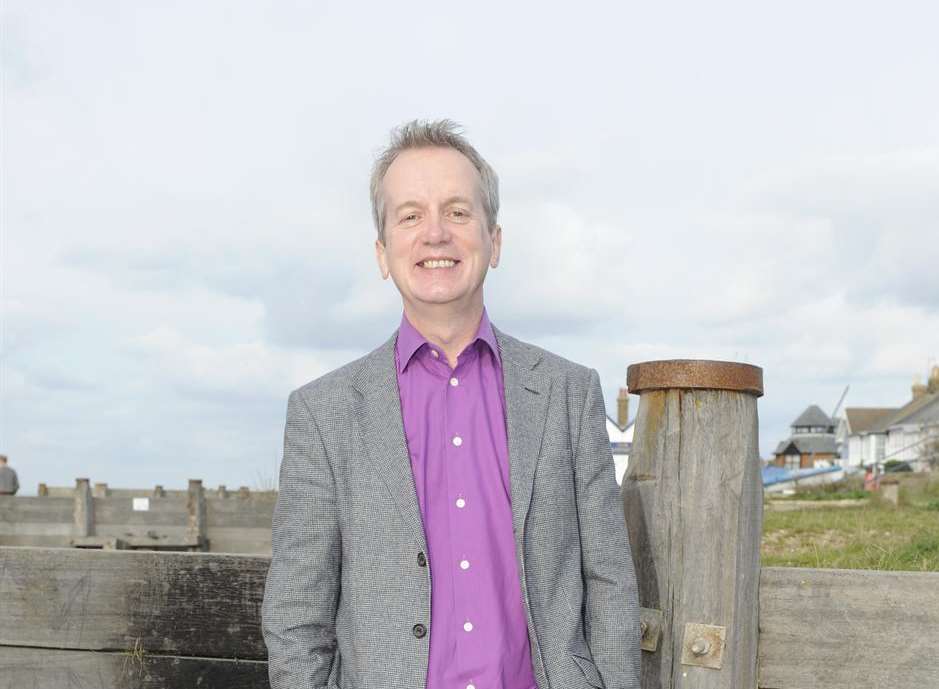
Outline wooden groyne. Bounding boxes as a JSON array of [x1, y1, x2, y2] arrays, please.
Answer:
[[2, 358, 937, 688], [0, 480, 275, 554]]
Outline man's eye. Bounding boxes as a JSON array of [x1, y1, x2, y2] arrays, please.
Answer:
[[402, 213, 418, 222], [450, 209, 468, 218]]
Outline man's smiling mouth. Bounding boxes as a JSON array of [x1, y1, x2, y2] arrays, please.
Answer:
[[417, 258, 460, 269]]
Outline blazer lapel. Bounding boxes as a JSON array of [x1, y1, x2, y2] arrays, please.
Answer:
[[492, 325, 552, 542], [351, 330, 428, 553]]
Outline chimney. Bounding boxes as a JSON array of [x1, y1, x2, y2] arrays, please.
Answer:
[[928, 365, 939, 394], [617, 387, 630, 428]]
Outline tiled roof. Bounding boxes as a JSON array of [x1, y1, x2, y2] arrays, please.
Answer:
[[792, 404, 833, 428], [844, 407, 897, 434], [873, 392, 939, 432], [774, 434, 838, 456]]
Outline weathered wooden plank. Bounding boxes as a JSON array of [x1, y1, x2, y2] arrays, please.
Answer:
[[206, 527, 272, 556], [91, 525, 197, 548], [0, 496, 74, 523], [0, 546, 270, 659], [0, 646, 269, 689], [758, 566, 939, 689], [623, 369, 763, 689], [94, 497, 190, 525], [206, 498, 276, 528], [0, 534, 72, 548]]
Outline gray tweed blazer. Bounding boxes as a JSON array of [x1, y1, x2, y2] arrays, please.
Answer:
[[261, 325, 641, 689]]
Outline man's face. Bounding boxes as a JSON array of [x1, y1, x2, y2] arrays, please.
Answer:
[[375, 146, 501, 313]]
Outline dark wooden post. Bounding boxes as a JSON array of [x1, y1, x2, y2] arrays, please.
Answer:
[[622, 360, 763, 689], [186, 479, 207, 551], [74, 478, 94, 538]]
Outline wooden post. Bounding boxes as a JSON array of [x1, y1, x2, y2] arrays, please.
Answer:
[[73, 478, 94, 538], [187, 479, 207, 551], [238, 486, 250, 499], [217, 485, 228, 499], [152, 484, 165, 498], [622, 360, 763, 689], [37, 483, 48, 497], [93, 482, 109, 498], [880, 478, 899, 507]]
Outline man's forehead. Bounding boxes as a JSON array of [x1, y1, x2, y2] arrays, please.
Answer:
[[383, 147, 481, 192]]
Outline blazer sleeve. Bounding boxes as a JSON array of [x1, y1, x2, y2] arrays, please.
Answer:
[[575, 368, 642, 689], [262, 389, 341, 689]]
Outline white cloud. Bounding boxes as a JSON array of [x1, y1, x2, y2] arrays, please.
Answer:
[[2, 0, 938, 493]]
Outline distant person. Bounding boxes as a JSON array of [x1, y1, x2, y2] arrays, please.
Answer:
[[0, 455, 19, 495], [262, 120, 641, 689]]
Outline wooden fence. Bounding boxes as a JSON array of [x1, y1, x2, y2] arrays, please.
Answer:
[[2, 359, 937, 688], [0, 480, 275, 554]]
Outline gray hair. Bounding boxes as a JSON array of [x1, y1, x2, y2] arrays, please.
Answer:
[[370, 119, 499, 243]]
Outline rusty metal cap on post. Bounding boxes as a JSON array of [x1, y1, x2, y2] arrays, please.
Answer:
[[627, 360, 763, 397]]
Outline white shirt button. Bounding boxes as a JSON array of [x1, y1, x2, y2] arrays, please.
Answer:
[[463, 621, 473, 632], [450, 377, 459, 386], [452, 435, 463, 447], [455, 497, 466, 508], [460, 559, 470, 570], [430, 349, 439, 358]]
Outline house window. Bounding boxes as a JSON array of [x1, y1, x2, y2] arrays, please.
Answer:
[[785, 454, 800, 471]]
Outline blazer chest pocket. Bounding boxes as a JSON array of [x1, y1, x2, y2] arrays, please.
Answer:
[[571, 651, 606, 689]]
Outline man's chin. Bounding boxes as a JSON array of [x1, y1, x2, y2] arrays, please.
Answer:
[[406, 291, 471, 309]]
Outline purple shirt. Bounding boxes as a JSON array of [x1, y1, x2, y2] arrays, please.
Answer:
[[395, 308, 538, 689]]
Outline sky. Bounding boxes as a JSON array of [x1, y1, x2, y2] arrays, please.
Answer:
[[2, 1, 938, 494]]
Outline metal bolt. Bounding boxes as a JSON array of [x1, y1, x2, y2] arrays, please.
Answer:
[[690, 638, 710, 656]]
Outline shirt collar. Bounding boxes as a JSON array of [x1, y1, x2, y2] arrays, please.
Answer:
[[395, 307, 501, 374]]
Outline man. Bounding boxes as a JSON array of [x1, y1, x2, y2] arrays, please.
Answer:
[[262, 120, 641, 689], [0, 455, 19, 495]]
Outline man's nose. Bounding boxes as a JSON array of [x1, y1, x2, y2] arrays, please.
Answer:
[[421, 212, 450, 243]]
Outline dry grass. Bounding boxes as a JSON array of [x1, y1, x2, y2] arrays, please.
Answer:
[[762, 475, 939, 571]]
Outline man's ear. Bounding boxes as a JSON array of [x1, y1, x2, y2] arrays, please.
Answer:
[[489, 224, 502, 268], [375, 238, 390, 279]]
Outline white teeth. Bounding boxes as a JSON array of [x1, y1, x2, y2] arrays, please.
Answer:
[[420, 259, 456, 269]]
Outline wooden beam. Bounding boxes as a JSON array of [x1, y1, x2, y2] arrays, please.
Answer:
[[0, 646, 269, 689], [758, 566, 939, 688], [0, 546, 270, 659], [4, 548, 939, 688]]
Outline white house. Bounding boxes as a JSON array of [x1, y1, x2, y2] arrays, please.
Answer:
[[882, 389, 939, 471], [608, 386, 634, 485], [837, 408, 895, 468], [839, 366, 939, 472]]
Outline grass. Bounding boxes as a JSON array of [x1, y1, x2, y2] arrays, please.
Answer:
[[762, 475, 939, 571]]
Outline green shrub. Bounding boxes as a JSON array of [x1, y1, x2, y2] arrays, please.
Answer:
[[792, 488, 870, 501]]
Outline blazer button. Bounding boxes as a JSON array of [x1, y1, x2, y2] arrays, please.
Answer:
[[417, 551, 427, 567], [412, 623, 427, 638]]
